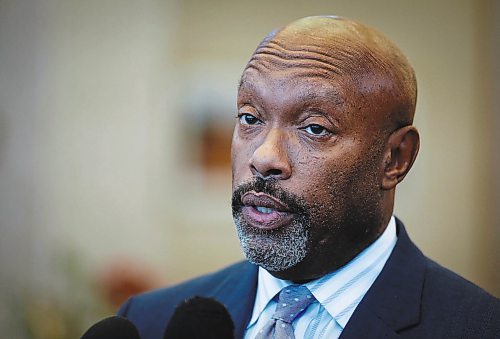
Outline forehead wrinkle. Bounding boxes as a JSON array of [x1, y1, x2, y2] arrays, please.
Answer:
[[265, 40, 354, 70], [246, 44, 343, 77], [242, 36, 389, 96]]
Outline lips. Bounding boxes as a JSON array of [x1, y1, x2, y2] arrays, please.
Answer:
[[240, 191, 294, 230]]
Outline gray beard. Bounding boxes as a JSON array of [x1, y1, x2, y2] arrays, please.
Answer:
[[233, 213, 310, 272]]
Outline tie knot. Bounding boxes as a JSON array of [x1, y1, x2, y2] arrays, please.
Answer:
[[272, 285, 315, 324]]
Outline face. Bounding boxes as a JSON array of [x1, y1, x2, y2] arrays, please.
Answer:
[[231, 61, 390, 281]]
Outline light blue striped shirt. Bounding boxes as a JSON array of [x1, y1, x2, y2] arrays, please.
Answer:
[[244, 216, 397, 339]]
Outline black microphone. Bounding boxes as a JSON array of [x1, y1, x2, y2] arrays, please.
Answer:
[[163, 296, 235, 339], [81, 316, 141, 339]]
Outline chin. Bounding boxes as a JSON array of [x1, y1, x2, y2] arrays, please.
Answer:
[[234, 214, 310, 273]]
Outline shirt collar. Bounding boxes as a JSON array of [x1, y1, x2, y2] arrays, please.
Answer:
[[247, 264, 290, 327], [248, 216, 397, 329]]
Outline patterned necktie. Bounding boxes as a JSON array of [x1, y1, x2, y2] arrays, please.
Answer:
[[255, 285, 315, 339]]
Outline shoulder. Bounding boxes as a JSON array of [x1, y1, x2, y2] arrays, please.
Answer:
[[117, 260, 256, 338], [423, 258, 495, 302], [371, 219, 499, 337], [119, 260, 254, 313], [419, 258, 499, 336], [391, 219, 499, 337]]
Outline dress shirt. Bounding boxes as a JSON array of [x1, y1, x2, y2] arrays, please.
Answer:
[[245, 216, 397, 339]]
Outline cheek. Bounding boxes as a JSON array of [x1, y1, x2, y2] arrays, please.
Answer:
[[295, 151, 379, 216], [292, 152, 353, 195], [231, 134, 254, 185]]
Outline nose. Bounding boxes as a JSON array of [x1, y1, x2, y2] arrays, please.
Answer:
[[249, 128, 292, 180]]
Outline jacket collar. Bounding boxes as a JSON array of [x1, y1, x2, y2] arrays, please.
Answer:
[[341, 218, 425, 338]]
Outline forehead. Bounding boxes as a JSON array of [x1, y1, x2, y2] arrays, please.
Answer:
[[244, 26, 369, 81], [237, 32, 372, 109]]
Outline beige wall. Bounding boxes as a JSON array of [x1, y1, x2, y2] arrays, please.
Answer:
[[0, 0, 497, 335]]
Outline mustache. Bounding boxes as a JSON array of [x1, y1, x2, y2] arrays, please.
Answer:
[[231, 177, 308, 216]]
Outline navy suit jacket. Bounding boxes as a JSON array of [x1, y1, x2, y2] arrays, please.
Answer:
[[118, 220, 499, 338]]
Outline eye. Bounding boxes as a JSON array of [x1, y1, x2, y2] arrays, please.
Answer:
[[303, 124, 330, 136], [238, 113, 261, 125]]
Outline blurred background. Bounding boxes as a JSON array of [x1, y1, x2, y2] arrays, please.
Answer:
[[0, 0, 498, 337]]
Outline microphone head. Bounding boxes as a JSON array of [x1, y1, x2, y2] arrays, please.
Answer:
[[163, 296, 235, 339], [81, 316, 141, 339]]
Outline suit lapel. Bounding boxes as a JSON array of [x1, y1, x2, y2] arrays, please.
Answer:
[[209, 261, 259, 338], [341, 219, 425, 338]]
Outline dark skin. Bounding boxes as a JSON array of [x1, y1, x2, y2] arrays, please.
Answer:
[[231, 16, 420, 282]]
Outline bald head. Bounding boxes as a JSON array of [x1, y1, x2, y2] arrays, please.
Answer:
[[242, 16, 417, 132]]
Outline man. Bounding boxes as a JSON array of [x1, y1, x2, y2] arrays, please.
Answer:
[[118, 16, 499, 338]]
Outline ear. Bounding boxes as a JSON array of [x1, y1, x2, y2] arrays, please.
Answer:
[[381, 126, 420, 190]]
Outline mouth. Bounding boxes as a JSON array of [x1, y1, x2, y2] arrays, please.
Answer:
[[240, 191, 294, 230]]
